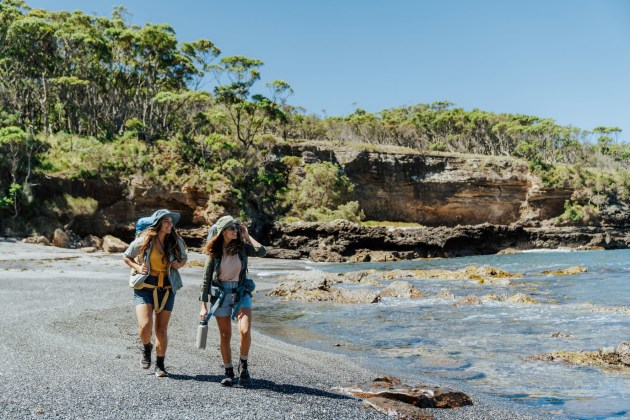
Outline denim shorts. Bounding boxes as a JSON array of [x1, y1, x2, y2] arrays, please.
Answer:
[[213, 281, 252, 318], [133, 276, 175, 311]]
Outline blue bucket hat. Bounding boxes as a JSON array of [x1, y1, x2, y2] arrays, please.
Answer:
[[149, 209, 180, 228]]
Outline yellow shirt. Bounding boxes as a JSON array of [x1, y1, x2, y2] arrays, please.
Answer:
[[149, 246, 167, 272], [149, 245, 168, 287]]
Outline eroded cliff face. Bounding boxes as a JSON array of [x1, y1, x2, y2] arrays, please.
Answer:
[[32, 176, 237, 246], [32, 144, 630, 258], [270, 144, 572, 226]]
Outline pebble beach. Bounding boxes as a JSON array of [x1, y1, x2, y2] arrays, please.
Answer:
[[0, 241, 542, 419]]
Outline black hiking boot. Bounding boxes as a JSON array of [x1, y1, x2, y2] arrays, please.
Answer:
[[238, 359, 250, 386], [141, 343, 152, 369], [220, 367, 235, 387], [155, 356, 168, 377]]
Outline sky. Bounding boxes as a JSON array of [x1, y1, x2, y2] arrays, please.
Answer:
[[26, 0, 630, 139]]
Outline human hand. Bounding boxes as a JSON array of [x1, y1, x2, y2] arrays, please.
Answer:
[[200, 306, 208, 320], [240, 224, 250, 242], [137, 263, 148, 274]]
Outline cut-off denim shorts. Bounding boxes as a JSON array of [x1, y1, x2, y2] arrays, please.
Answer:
[[213, 281, 252, 318], [133, 275, 175, 312]]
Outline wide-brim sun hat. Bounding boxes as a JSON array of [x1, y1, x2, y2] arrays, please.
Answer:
[[149, 209, 180, 228], [208, 215, 239, 239]]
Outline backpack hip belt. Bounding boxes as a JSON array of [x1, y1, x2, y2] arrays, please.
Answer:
[[142, 270, 171, 313]]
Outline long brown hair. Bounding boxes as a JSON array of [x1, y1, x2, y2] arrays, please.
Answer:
[[139, 218, 186, 263], [203, 228, 244, 258]]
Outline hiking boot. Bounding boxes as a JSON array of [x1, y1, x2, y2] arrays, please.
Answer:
[[238, 359, 250, 385], [141, 343, 152, 369], [220, 367, 235, 387], [155, 358, 168, 378]]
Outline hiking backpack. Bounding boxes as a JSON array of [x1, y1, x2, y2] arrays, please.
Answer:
[[135, 216, 153, 236]]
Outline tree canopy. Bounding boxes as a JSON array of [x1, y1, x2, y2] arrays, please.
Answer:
[[0, 1, 628, 232]]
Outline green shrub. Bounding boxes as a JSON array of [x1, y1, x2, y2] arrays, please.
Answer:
[[558, 200, 599, 224]]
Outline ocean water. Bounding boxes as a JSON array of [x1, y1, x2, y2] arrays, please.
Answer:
[[252, 249, 630, 419]]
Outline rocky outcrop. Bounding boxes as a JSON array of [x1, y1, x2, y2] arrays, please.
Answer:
[[267, 271, 381, 304], [484, 293, 539, 304], [267, 266, 532, 303], [266, 220, 630, 261], [540, 266, 588, 276], [530, 342, 630, 372]]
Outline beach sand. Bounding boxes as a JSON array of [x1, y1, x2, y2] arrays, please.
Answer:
[[0, 241, 542, 419]]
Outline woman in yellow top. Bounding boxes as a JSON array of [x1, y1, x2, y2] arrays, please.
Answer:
[[123, 209, 187, 377]]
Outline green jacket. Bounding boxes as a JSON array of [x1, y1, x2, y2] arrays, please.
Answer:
[[199, 242, 267, 302]]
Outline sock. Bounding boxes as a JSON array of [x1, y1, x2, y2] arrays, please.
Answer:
[[239, 356, 248, 370], [224, 363, 233, 369], [143, 343, 152, 352], [156, 356, 165, 368]]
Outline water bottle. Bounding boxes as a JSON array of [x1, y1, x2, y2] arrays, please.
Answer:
[[196, 320, 208, 349]]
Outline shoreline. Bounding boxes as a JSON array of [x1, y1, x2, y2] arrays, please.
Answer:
[[0, 241, 543, 419]]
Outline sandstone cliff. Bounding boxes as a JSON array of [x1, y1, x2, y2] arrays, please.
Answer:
[[270, 144, 574, 226]]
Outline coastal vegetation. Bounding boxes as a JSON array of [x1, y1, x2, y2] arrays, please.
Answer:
[[1, 0, 629, 233]]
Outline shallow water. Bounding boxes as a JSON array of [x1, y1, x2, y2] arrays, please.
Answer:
[[252, 249, 630, 419]]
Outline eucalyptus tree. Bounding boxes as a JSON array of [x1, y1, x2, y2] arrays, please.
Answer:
[[0, 2, 221, 139], [212, 55, 293, 149], [0, 126, 45, 220]]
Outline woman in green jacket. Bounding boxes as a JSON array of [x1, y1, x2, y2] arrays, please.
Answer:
[[199, 215, 266, 386]]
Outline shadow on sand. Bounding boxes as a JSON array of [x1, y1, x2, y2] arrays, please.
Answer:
[[169, 374, 352, 400]]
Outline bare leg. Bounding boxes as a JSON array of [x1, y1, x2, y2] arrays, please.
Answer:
[[135, 304, 153, 345], [154, 310, 172, 357], [215, 316, 232, 365], [237, 308, 252, 358]]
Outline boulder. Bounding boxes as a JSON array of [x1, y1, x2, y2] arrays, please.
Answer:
[[22, 236, 51, 246], [267, 271, 336, 302], [436, 289, 454, 299], [342, 270, 380, 285], [599, 342, 630, 367], [263, 247, 302, 259], [52, 229, 70, 248], [334, 375, 472, 418], [506, 293, 538, 304], [82, 234, 103, 249], [550, 332, 575, 338], [309, 249, 345, 262], [336, 289, 381, 304], [102, 235, 128, 253], [380, 281, 423, 298], [453, 295, 482, 307]]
